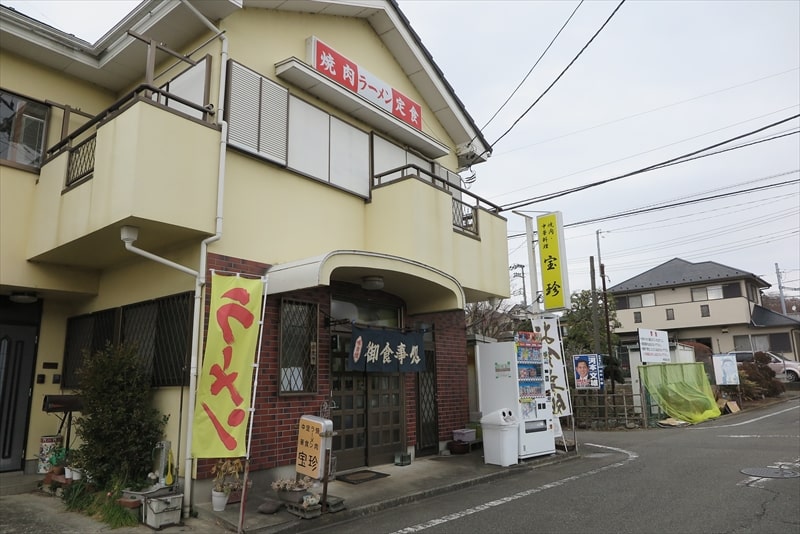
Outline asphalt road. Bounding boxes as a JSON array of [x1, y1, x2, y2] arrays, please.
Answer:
[[300, 398, 800, 534], [3, 398, 798, 534]]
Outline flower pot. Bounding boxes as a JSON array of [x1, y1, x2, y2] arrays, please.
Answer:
[[275, 489, 308, 504], [64, 466, 73, 479], [211, 489, 229, 512], [71, 468, 83, 481]]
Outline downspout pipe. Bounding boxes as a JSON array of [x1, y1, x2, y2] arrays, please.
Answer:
[[179, 0, 230, 519]]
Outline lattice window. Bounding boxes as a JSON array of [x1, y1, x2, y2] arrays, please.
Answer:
[[62, 292, 192, 388], [279, 299, 318, 394]]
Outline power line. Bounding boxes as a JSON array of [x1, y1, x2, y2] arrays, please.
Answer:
[[494, 67, 800, 157], [505, 173, 799, 239], [478, 0, 584, 134], [476, 0, 627, 161], [492, 106, 798, 202], [499, 113, 800, 212]]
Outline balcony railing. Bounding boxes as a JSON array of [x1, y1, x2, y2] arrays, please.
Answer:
[[65, 135, 96, 187], [373, 164, 501, 236]]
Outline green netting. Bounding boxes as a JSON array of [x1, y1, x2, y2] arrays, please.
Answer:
[[639, 363, 721, 424]]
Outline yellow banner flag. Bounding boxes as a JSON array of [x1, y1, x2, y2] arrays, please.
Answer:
[[193, 273, 263, 458], [536, 212, 570, 311]]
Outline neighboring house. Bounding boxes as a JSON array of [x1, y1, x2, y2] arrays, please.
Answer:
[[0, 0, 510, 500], [608, 258, 800, 362]]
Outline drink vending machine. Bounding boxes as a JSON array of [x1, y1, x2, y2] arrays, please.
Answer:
[[475, 332, 556, 459]]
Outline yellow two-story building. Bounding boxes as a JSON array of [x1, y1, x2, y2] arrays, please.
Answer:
[[0, 0, 510, 509]]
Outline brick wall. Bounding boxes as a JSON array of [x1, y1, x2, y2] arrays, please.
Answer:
[[408, 309, 469, 442], [197, 254, 470, 475]]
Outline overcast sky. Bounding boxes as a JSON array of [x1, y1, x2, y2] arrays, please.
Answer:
[[4, 0, 798, 306]]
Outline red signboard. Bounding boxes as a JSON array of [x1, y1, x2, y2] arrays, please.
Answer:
[[311, 37, 422, 130]]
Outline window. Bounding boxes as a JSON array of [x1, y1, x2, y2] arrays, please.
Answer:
[[0, 90, 49, 168], [692, 285, 724, 302], [700, 304, 710, 317], [627, 293, 655, 309], [707, 285, 723, 300], [279, 299, 318, 394], [633, 311, 642, 323], [62, 292, 192, 388], [666, 308, 675, 320], [734, 333, 790, 352]]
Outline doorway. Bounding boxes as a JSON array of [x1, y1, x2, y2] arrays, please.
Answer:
[[330, 345, 403, 470], [0, 324, 38, 472]]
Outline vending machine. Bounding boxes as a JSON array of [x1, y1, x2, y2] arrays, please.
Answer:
[[475, 333, 556, 459]]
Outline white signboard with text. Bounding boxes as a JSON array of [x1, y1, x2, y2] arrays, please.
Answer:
[[638, 328, 670, 363]]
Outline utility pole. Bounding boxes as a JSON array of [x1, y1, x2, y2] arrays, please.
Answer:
[[600, 263, 615, 394], [590, 256, 601, 355], [510, 264, 527, 306], [776, 262, 787, 315]]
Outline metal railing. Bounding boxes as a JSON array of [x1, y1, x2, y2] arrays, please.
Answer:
[[65, 135, 96, 187], [373, 164, 501, 236]]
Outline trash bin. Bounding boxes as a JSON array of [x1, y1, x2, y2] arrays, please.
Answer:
[[479, 409, 519, 466]]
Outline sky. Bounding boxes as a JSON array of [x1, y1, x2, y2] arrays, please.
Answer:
[[3, 0, 799, 307]]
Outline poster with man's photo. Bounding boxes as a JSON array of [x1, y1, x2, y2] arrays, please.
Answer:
[[713, 354, 740, 385], [573, 354, 602, 389]]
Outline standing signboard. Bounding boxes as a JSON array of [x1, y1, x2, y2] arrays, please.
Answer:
[[296, 415, 333, 479], [638, 328, 670, 363]]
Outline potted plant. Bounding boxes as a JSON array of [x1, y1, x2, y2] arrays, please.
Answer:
[[210, 458, 243, 511], [270, 475, 315, 504], [48, 446, 67, 475], [69, 449, 84, 481]]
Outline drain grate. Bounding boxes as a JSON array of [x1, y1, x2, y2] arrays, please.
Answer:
[[741, 467, 800, 479]]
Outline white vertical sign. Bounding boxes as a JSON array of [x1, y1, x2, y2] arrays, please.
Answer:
[[532, 316, 572, 417]]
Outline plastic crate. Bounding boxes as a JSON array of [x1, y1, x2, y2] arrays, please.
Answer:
[[144, 493, 182, 529], [453, 428, 476, 442]]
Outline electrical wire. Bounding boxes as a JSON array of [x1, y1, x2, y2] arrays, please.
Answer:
[[504, 173, 799, 239], [478, 0, 584, 134], [494, 67, 799, 157], [474, 0, 627, 162], [499, 113, 800, 212]]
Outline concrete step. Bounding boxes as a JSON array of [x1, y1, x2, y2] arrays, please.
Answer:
[[0, 471, 42, 496]]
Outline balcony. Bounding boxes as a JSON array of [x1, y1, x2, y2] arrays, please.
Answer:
[[368, 166, 509, 302], [27, 92, 220, 269]]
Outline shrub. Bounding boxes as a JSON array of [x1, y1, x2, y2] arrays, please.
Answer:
[[74, 342, 168, 490]]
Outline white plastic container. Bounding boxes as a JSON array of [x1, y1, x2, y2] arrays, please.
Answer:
[[480, 409, 519, 467], [144, 493, 182, 529]]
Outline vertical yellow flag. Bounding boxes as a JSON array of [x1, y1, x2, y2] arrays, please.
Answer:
[[536, 212, 570, 311], [193, 273, 263, 458]]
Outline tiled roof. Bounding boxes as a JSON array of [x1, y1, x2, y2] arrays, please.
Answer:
[[608, 258, 770, 293], [751, 305, 800, 327]]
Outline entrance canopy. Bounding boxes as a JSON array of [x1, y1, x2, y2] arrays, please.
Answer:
[[266, 250, 465, 314]]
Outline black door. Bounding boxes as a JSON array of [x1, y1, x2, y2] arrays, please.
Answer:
[[0, 324, 37, 472]]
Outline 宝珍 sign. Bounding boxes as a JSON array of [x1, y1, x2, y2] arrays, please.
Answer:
[[296, 415, 332, 479], [536, 212, 570, 311]]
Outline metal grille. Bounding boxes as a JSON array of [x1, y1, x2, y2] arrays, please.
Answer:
[[62, 292, 192, 388], [62, 309, 117, 388], [279, 299, 318, 394], [122, 293, 192, 387], [65, 134, 96, 187], [416, 348, 438, 454], [452, 198, 477, 234]]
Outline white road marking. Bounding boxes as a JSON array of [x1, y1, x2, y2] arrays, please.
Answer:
[[389, 444, 637, 534], [689, 404, 799, 430]]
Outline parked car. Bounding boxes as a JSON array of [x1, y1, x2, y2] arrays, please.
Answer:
[[727, 351, 800, 382]]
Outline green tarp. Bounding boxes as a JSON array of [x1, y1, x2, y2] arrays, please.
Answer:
[[639, 362, 721, 424]]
